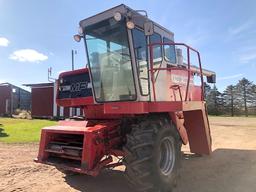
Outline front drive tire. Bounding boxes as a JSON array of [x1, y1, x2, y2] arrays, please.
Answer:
[[124, 115, 182, 192]]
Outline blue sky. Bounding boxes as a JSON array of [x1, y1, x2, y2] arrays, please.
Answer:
[[0, 0, 256, 92]]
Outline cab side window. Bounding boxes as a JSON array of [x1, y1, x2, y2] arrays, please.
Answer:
[[163, 37, 176, 64], [150, 33, 162, 65]]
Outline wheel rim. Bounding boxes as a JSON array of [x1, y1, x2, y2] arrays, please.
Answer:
[[159, 137, 175, 175]]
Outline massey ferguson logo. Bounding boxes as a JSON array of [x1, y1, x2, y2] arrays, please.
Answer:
[[70, 81, 91, 92]]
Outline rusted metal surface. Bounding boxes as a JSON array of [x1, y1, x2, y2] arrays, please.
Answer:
[[183, 107, 212, 155], [170, 112, 189, 145]]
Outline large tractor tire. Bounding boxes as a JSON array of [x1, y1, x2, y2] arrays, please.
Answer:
[[124, 115, 182, 192]]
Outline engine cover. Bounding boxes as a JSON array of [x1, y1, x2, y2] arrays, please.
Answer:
[[56, 68, 94, 107]]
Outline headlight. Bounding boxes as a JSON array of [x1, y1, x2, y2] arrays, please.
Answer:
[[114, 12, 122, 21], [73, 34, 82, 42], [126, 21, 135, 29]]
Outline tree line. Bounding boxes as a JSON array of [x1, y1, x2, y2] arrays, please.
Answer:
[[205, 78, 256, 116]]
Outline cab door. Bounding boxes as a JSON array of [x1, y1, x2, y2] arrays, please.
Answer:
[[132, 28, 150, 99]]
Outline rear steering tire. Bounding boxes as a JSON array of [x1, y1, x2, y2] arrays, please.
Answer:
[[124, 115, 182, 192]]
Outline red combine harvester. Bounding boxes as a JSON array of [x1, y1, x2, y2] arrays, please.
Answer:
[[35, 4, 216, 191]]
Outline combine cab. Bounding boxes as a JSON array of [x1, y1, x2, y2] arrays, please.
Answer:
[[35, 4, 216, 191]]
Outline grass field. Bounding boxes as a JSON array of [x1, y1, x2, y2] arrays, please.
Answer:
[[1, 116, 255, 143], [0, 118, 56, 143]]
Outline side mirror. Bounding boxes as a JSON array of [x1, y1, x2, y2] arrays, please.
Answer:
[[207, 74, 216, 83], [73, 34, 82, 42], [144, 21, 154, 36]]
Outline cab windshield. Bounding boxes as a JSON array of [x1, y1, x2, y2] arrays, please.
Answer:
[[85, 18, 136, 102]]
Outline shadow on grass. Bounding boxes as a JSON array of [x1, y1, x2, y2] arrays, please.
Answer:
[[0, 124, 9, 138], [62, 149, 256, 192]]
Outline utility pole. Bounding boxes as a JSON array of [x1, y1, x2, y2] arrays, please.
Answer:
[[71, 50, 77, 71], [71, 49, 77, 117]]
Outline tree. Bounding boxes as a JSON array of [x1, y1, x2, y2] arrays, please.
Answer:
[[204, 82, 211, 99], [249, 84, 256, 114], [235, 78, 254, 117], [205, 84, 223, 115], [223, 85, 236, 116]]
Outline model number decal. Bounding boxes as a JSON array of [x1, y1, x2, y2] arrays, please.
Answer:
[[60, 82, 92, 92], [171, 74, 194, 84], [70, 82, 92, 92]]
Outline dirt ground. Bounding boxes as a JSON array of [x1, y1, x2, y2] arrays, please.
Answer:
[[0, 116, 256, 192]]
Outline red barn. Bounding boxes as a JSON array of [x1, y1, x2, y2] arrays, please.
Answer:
[[24, 82, 83, 119], [0, 83, 31, 116]]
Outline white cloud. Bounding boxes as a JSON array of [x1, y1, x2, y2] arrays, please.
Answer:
[[9, 49, 48, 63], [239, 52, 256, 63], [237, 46, 256, 63], [0, 37, 9, 47], [218, 74, 243, 81], [229, 21, 253, 36]]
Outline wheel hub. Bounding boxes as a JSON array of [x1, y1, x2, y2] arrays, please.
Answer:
[[159, 137, 175, 175]]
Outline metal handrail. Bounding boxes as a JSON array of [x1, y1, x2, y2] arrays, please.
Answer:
[[148, 42, 204, 102]]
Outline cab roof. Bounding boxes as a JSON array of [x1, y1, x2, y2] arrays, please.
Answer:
[[79, 4, 174, 36]]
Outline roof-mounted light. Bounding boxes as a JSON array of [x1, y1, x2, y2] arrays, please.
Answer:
[[114, 12, 122, 21], [73, 34, 82, 42], [126, 21, 135, 29]]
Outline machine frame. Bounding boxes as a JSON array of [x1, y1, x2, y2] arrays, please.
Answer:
[[36, 4, 215, 181]]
